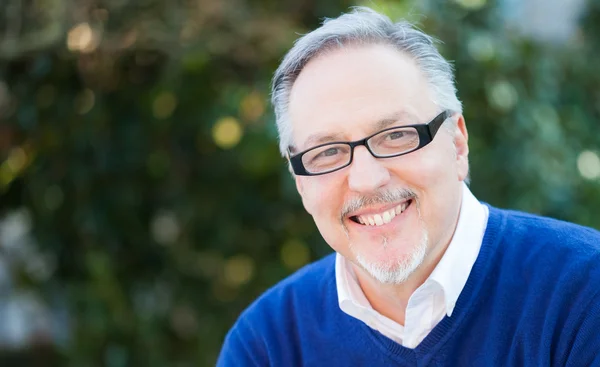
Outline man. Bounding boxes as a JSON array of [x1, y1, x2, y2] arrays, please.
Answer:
[[218, 7, 600, 366]]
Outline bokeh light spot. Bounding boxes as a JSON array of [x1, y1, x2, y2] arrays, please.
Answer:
[[67, 23, 99, 53], [240, 91, 265, 123], [280, 239, 310, 270], [212, 117, 243, 149], [454, 0, 487, 10], [170, 305, 198, 339], [488, 80, 518, 112], [223, 255, 255, 286], [6, 147, 28, 173], [468, 33, 495, 62], [0, 165, 14, 188], [153, 92, 177, 119], [577, 151, 600, 180], [75, 89, 95, 115], [151, 211, 180, 246]]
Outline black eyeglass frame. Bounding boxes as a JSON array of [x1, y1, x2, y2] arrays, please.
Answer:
[[288, 110, 453, 176]]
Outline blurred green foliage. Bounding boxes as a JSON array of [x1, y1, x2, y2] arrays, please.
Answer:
[[0, 0, 599, 366]]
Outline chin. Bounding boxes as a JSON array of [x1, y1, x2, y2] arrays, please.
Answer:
[[353, 229, 429, 285]]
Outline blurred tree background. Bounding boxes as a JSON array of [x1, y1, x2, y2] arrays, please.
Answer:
[[0, 0, 599, 365]]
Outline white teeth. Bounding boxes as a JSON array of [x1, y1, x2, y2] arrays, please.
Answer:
[[382, 211, 391, 224], [374, 214, 383, 226], [355, 200, 411, 227]]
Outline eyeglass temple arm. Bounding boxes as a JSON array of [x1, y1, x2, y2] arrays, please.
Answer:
[[428, 110, 451, 138]]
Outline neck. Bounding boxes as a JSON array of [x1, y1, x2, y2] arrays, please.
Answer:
[[351, 191, 463, 326]]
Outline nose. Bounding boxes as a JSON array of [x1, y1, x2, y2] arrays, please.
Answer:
[[347, 146, 391, 193]]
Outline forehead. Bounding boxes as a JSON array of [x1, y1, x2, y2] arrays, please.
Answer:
[[288, 44, 437, 150]]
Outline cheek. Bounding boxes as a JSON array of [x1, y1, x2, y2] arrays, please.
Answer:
[[301, 177, 341, 217], [301, 179, 348, 247], [415, 146, 462, 228], [399, 150, 455, 188], [418, 141, 458, 182], [392, 144, 460, 218]]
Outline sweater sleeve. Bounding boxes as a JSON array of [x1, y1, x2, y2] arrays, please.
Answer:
[[217, 317, 269, 367], [564, 290, 600, 367]]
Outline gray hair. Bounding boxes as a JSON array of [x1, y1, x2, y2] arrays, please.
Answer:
[[271, 6, 462, 156]]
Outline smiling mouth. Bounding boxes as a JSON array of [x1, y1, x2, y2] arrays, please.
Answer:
[[349, 199, 413, 226]]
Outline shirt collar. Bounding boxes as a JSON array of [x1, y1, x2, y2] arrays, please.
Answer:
[[336, 248, 372, 312], [428, 183, 488, 316]]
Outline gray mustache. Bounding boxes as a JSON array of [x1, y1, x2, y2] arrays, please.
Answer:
[[341, 189, 417, 219]]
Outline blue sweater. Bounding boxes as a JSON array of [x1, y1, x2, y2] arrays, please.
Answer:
[[218, 207, 600, 366]]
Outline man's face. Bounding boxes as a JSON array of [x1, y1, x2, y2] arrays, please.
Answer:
[[288, 44, 469, 284]]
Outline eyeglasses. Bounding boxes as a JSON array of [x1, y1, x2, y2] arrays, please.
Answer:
[[288, 110, 453, 176]]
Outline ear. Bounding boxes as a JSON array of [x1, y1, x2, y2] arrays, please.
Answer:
[[453, 114, 470, 182], [295, 175, 305, 196]]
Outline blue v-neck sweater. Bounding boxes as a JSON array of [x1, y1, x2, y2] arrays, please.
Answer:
[[218, 207, 600, 366]]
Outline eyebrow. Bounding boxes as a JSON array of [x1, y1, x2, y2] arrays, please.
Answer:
[[296, 110, 419, 152]]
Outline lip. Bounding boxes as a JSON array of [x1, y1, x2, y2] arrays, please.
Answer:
[[345, 198, 412, 218], [346, 199, 413, 229]]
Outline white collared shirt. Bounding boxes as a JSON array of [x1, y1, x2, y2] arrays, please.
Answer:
[[335, 183, 489, 348]]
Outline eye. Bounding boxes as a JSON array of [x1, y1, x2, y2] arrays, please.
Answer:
[[321, 147, 340, 157], [386, 131, 405, 140]]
